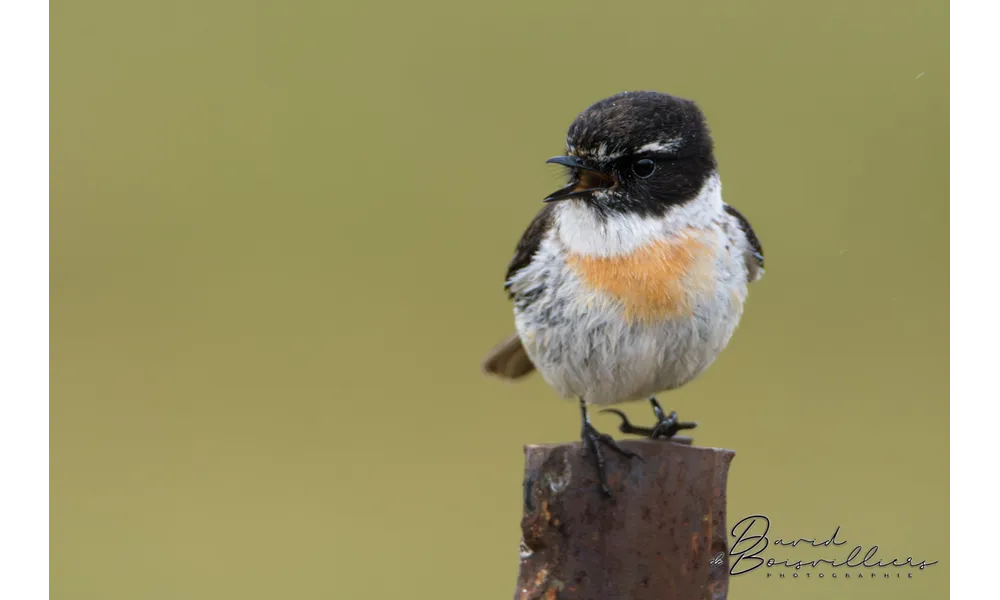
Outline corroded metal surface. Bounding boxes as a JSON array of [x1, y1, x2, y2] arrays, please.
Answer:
[[515, 441, 735, 600]]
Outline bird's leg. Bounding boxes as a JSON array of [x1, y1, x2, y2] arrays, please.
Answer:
[[579, 398, 639, 497], [601, 397, 698, 440]]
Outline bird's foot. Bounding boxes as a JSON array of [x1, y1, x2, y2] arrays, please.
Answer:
[[579, 399, 640, 497], [601, 397, 698, 441]]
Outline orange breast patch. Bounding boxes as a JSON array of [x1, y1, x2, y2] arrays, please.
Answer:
[[566, 233, 714, 322]]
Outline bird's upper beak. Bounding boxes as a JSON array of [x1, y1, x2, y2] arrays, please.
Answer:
[[545, 155, 600, 171], [543, 156, 615, 202]]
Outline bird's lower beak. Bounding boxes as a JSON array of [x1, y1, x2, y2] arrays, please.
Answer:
[[543, 156, 614, 202]]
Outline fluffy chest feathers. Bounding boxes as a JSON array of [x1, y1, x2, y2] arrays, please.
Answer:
[[565, 234, 714, 322], [551, 195, 723, 323]]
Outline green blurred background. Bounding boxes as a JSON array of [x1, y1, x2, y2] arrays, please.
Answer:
[[51, 0, 948, 598]]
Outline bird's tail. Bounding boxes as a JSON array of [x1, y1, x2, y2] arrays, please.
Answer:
[[482, 333, 536, 379]]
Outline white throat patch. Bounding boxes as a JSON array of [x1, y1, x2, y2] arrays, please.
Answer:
[[554, 173, 723, 258]]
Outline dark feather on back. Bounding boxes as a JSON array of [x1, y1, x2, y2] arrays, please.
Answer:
[[504, 204, 555, 297], [723, 204, 764, 271]]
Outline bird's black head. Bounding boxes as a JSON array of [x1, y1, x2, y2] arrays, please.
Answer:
[[544, 91, 716, 217]]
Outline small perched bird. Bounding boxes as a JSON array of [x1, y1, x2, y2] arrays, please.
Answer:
[[483, 91, 764, 496]]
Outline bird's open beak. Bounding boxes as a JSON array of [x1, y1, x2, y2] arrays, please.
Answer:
[[543, 156, 614, 202]]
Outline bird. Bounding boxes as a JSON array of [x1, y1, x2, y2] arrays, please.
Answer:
[[482, 91, 764, 496]]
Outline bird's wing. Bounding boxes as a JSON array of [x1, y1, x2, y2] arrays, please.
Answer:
[[503, 204, 556, 296], [482, 205, 555, 380], [723, 204, 765, 282]]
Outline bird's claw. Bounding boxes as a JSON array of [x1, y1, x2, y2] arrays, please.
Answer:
[[601, 403, 698, 441], [651, 410, 698, 440]]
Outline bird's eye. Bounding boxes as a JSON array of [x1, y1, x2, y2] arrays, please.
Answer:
[[631, 158, 656, 179]]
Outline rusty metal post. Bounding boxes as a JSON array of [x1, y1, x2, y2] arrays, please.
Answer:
[[515, 441, 735, 600]]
